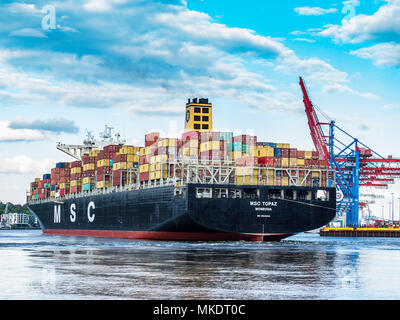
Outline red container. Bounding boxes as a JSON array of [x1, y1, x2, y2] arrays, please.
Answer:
[[281, 148, 289, 157], [145, 132, 160, 146], [83, 170, 95, 177], [139, 172, 149, 182], [114, 154, 127, 163], [70, 173, 82, 180], [312, 151, 319, 160], [60, 168, 70, 176], [96, 173, 111, 181], [258, 157, 274, 166], [200, 151, 211, 160], [297, 151, 305, 159], [305, 159, 312, 167], [237, 156, 258, 166], [96, 166, 111, 174], [71, 160, 81, 168], [104, 145, 121, 153], [70, 186, 81, 193], [182, 131, 199, 141], [139, 155, 149, 165], [289, 148, 297, 158], [273, 157, 281, 168], [51, 168, 61, 175]]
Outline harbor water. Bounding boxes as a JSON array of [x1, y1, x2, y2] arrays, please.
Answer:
[[1, 230, 400, 300]]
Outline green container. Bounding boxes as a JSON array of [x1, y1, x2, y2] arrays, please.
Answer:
[[220, 132, 233, 141], [242, 144, 250, 153], [82, 183, 95, 191], [228, 142, 242, 151]]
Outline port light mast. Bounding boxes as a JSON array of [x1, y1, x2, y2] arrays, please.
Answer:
[[299, 76, 400, 227]]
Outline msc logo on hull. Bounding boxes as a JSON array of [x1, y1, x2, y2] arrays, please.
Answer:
[[53, 201, 95, 224]]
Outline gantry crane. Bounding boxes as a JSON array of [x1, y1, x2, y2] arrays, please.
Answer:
[[299, 77, 400, 227]]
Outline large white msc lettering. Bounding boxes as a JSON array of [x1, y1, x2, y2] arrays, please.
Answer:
[[70, 203, 76, 223], [54, 205, 61, 223], [87, 201, 95, 222]]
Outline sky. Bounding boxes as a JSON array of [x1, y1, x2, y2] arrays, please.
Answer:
[[0, 0, 399, 219]]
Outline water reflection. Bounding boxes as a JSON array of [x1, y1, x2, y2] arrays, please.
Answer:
[[1, 231, 400, 299]]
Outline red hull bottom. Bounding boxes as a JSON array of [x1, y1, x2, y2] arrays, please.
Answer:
[[43, 229, 290, 242]]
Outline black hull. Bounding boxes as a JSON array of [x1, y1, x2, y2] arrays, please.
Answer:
[[27, 184, 336, 242]]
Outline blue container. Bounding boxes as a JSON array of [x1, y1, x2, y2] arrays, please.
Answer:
[[43, 173, 51, 180], [265, 142, 276, 148], [56, 162, 65, 168], [50, 185, 56, 191], [274, 148, 282, 157]]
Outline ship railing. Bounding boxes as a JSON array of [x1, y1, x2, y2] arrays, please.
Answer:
[[28, 161, 335, 205]]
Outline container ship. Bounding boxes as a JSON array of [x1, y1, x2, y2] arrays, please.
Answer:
[[26, 98, 336, 241]]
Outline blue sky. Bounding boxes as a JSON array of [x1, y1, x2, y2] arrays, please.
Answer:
[[0, 0, 399, 216]]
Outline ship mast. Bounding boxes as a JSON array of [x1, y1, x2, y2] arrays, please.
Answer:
[[56, 125, 126, 160]]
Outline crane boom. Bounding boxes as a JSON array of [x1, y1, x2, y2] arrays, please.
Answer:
[[299, 77, 330, 165]]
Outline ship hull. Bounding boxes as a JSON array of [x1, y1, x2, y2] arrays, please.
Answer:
[[28, 184, 336, 242]]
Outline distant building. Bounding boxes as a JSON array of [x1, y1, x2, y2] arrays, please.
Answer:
[[0, 213, 38, 229]]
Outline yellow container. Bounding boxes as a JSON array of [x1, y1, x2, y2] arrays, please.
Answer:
[[97, 159, 110, 167], [83, 177, 94, 184], [70, 180, 81, 187], [277, 143, 290, 148], [305, 151, 312, 159], [282, 177, 289, 186], [188, 139, 198, 149], [50, 191, 56, 197], [150, 156, 157, 164], [140, 147, 147, 157], [183, 148, 198, 157], [156, 163, 168, 171], [232, 151, 242, 160], [83, 163, 96, 171], [127, 155, 139, 163], [140, 164, 149, 173], [59, 183, 66, 189], [150, 164, 157, 172], [71, 167, 82, 174], [89, 149, 101, 157], [296, 158, 305, 167], [236, 176, 258, 185], [312, 171, 320, 178], [237, 168, 258, 176], [289, 158, 297, 167], [150, 172, 157, 180], [281, 158, 289, 168], [155, 171, 168, 179], [113, 162, 127, 170], [96, 181, 110, 189]]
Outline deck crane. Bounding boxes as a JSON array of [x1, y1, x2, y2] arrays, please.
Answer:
[[299, 76, 400, 227]]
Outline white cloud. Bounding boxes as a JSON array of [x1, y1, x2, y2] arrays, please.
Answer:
[[294, 7, 338, 16], [322, 83, 380, 100], [0, 155, 56, 174], [383, 103, 400, 110], [293, 38, 316, 43], [0, 121, 47, 142], [350, 42, 400, 67], [9, 28, 47, 38], [319, 0, 400, 44]]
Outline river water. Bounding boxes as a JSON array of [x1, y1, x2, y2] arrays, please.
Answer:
[[1, 230, 400, 300]]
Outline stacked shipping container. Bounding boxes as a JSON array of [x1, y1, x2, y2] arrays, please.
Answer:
[[29, 130, 330, 200]]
